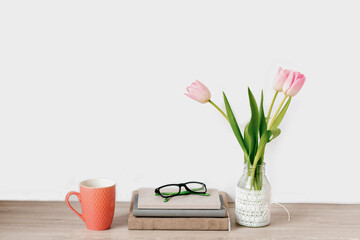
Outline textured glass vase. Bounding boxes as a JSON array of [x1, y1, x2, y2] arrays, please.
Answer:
[[235, 163, 271, 227]]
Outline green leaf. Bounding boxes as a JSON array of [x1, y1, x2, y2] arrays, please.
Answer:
[[256, 129, 281, 165], [243, 122, 252, 164], [270, 97, 291, 130], [253, 128, 280, 166], [252, 130, 272, 167], [258, 155, 265, 166], [223, 92, 248, 157], [258, 92, 267, 166], [259, 90, 267, 138], [244, 122, 250, 148], [247, 88, 260, 163], [250, 129, 278, 188], [269, 128, 281, 142]]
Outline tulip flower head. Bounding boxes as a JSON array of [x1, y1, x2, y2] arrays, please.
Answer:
[[283, 71, 306, 97], [273, 67, 290, 92], [185, 80, 211, 103]]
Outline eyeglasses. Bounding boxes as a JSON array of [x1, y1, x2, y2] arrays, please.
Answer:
[[155, 181, 208, 202]]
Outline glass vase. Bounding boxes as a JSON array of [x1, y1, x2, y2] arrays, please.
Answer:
[[235, 163, 271, 227]]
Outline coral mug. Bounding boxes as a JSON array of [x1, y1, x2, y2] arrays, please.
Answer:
[[65, 178, 116, 230]]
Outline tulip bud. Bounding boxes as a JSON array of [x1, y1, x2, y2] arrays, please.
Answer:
[[273, 67, 290, 92], [283, 71, 306, 97], [185, 80, 211, 103]]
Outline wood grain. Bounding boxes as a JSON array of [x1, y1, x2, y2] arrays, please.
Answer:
[[1, 200, 359, 240]]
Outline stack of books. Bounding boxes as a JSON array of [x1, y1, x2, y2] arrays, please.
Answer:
[[128, 188, 230, 231]]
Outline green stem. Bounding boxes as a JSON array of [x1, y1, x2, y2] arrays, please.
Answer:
[[266, 91, 278, 127], [250, 150, 263, 189], [209, 100, 229, 122], [268, 95, 288, 129], [253, 176, 258, 190]]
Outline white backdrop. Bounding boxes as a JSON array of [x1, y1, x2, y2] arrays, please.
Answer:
[[1, 0, 360, 203]]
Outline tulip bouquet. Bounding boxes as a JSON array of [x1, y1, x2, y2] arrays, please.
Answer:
[[185, 68, 305, 190]]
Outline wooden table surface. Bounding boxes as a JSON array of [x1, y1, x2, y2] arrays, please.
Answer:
[[0, 201, 359, 240]]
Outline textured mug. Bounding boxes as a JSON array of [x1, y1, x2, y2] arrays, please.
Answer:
[[65, 178, 116, 230]]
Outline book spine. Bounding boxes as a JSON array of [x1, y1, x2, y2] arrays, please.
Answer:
[[128, 217, 229, 231], [133, 209, 226, 218]]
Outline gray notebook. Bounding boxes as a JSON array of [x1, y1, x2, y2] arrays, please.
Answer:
[[133, 194, 227, 218]]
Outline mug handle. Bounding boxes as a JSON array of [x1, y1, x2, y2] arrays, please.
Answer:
[[65, 191, 85, 222]]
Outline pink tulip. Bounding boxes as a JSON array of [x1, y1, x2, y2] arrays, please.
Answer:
[[185, 80, 211, 103], [273, 67, 290, 92], [283, 70, 306, 97]]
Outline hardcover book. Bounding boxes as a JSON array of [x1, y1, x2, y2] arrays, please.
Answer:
[[133, 194, 226, 217]]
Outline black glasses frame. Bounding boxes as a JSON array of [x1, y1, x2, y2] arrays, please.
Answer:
[[154, 181, 207, 199]]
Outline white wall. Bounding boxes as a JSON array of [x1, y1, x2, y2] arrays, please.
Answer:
[[1, 0, 359, 203]]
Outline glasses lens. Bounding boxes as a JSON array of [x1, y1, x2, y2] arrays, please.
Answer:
[[186, 182, 206, 193], [159, 185, 180, 197]]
